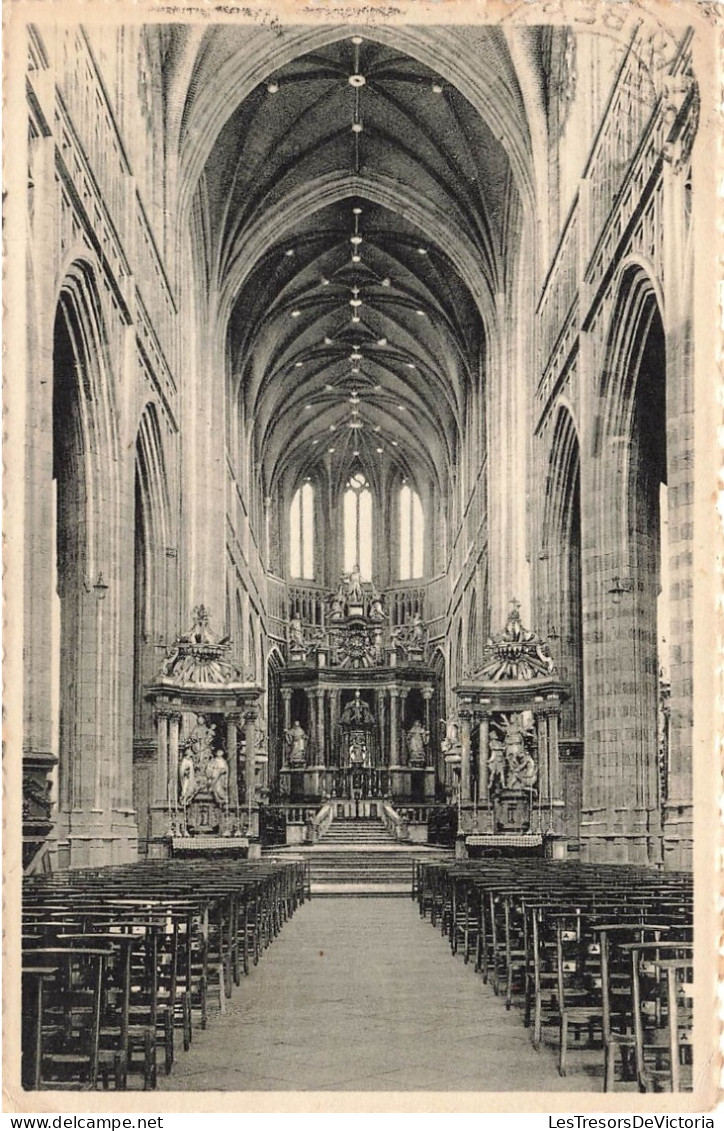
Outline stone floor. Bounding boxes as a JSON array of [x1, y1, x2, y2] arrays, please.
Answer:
[[158, 897, 606, 1093]]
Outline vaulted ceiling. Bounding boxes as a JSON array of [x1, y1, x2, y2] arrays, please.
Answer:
[[184, 31, 534, 498]]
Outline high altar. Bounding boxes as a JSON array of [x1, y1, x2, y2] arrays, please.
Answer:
[[277, 571, 438, 806]]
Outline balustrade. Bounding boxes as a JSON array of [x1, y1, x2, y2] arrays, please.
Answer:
[[287, 584, 328, 627]]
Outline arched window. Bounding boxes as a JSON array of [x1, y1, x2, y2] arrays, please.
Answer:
[[289, 482, 314, 579], [399, 483, 424, 580], [343, 472, 372, 579]]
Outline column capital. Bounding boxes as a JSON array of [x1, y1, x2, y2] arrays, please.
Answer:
[[421, 687, 435, 701], [280, 688, 293, 702], [244, 708, 259, 723]]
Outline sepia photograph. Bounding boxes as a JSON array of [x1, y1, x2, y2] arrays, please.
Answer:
[[3, 0, 720, 1113]]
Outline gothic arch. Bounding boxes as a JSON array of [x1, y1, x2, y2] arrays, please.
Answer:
[[133, 403, 172, 741], [51, 261, 125, 856], [542, 404, 583, 741], [583, 264, 667, 862]]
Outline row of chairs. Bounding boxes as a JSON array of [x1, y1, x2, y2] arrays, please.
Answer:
[[413, 858, 693, 1092], [22, 856, 310, 1091]]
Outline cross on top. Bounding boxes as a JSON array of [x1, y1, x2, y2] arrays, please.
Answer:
[[509, 597, 521, 620]]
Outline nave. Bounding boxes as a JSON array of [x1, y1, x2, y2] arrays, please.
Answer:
[[156, 897, 587, 1094], [22, 854, 693, 1095]]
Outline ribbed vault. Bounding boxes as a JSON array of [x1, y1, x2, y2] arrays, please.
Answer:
[[176, 29, 545, 510]]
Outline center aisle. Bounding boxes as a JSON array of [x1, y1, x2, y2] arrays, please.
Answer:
[[159, 899, 597, 1092]]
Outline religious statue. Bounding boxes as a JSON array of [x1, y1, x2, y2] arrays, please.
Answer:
[[185, 714, 216, 758], [368, 594, 387, 623], [507, 746, 538, 790], [206, 750, 229, 807], [500, 712, 538, 791], [409, 611, 425, 646], [347, 564, 363, 606], [178, 749, 198, 809], [285, 720, 308, 767], [329, 590, 345, 622], [340, 690, 375, 726], [289, 613, 305, 651], [440, 716, 462, 755], [348, 739, 367, 766], [487, 735, 506, 794], [406, 720, 428, 767], [180, 605, 227, 646]]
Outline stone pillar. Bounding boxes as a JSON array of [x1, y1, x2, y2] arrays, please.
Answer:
[[329, 690, 340, 767], [399, 691, 408, 766], [536, 710, 549, 807], [478, 714, 489, 801], [226, 714, 240, 814], [168, 713, 181, 822], [156, 712, 169, 806], [315, 689, 326, 765], [422, 687, 434, 765], [548, 709, 560, 801], [460, 713, 472, 802], [389, 689, 399, 765], [305, 690, 316, 761], [281, 688, 292, 732], [375, 690, 386, 766], [244, 709, 258, 811]]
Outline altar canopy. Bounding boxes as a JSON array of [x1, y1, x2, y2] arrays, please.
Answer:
[[451, 602, 569, 845]]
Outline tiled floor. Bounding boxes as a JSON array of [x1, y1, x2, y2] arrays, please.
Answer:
[[159, 898, 604, 1092]]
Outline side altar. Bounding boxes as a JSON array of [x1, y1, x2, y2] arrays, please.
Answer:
[[144, 606, 266, 854], [277, 571, 438, 805], [450, 601, 569, 857]]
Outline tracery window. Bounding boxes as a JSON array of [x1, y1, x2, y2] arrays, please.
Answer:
[[290, 482, 314, 579], [399, 483, 424, 580], [343, 472, 372, 580]]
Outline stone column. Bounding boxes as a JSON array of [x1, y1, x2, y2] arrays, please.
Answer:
[[460, 712, 472, 802], [548, 708, 560, 801], [244, 709, 258, 811], [375, 690, 386, 765], [281, 688, 292, 732], [389, 689, 399, 764], [422, 687, 434, 765], [477, 714, 489, 801], [315, 689, 326, 765], [168, 713, 181, 823], [536, 710, 549, 807], [226, 714, 240, 814], [305, 689, 316, 761], [156, 712, 169, 806], [329, 690, 340, 767], [399, 691, 408, 766]]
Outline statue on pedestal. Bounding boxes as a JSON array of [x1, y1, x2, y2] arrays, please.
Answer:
[[440, 716, 462, 757], [406, 720, 428, 767], [179, 749, 199, 809], [289, 613, 305, 652], [497, 712, 538, 791], [347, 564, 364, 606], [285, 720, 308, 767], [206, 750, 229, 808], [487, 735, 506, 794]]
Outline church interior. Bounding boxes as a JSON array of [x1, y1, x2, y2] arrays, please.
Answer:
[[13, 10, 711, 1098]]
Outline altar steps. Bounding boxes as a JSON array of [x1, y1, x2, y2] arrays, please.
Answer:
[[265, 821, 453, 896], [318, 820, 394, 845]]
